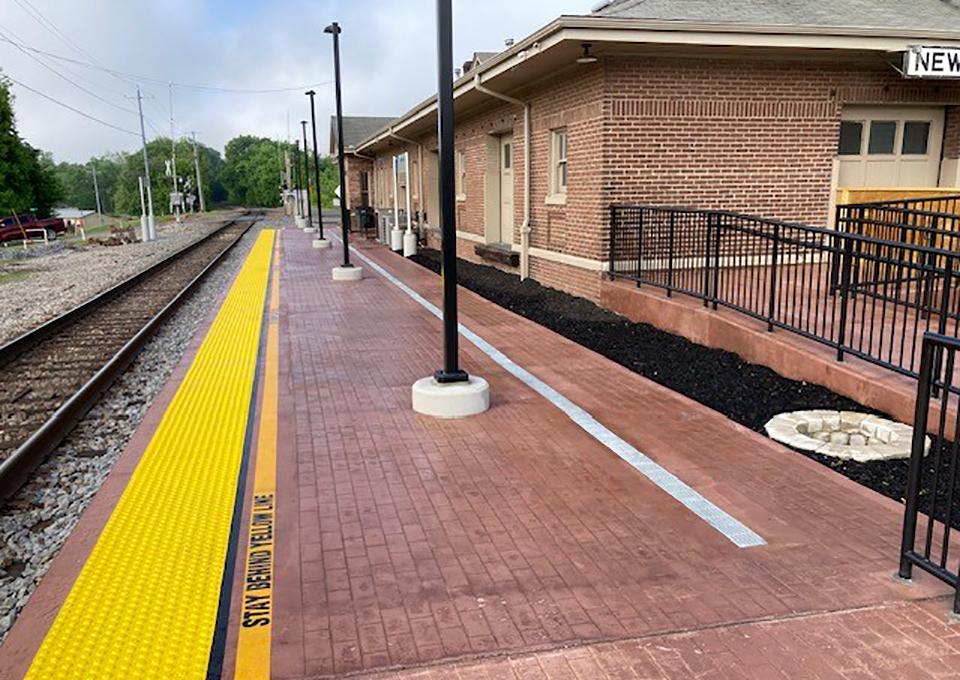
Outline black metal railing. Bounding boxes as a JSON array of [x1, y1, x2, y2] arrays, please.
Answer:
[[608, 204, 960, 380], [900, 332, 960, 612]]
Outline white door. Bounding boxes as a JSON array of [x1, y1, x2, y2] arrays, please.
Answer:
[[838, 105, 945, 188], [499, 134, 514, 244]]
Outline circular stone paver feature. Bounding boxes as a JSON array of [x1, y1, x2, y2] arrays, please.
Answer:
[[764, 410, 928, 462]]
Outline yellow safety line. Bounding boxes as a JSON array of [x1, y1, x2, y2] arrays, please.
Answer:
[[26, 230, 277, 680], [234, 236, 281, 679]]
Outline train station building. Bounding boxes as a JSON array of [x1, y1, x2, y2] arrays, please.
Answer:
[[347, 0, 960, 302]]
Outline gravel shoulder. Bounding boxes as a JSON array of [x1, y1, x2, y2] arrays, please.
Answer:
[[0, 214, 279, 644], [0, 210, 243, 345]]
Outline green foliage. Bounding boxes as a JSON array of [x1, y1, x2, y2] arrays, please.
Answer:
[[0, 75, 61, 217], [221, 135, 286, 207], [54, 154, 123, 213]]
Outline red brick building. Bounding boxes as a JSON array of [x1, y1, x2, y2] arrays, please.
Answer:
[[351, 1, 960, 301]]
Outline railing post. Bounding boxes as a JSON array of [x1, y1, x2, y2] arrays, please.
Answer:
[[703, 213, 714, 307], [767, 222, 779, 332], [608, 205, 616, 280], [836, 236, 854, 362], [899, 336, 936, 580], [829, 206, 843, 293], [712, 213, 721, 310], [636, 208, 643, 288], [667, 211, 675, 298]]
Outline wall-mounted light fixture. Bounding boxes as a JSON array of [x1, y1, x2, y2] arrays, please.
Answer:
[[577, 43, 598, 64]]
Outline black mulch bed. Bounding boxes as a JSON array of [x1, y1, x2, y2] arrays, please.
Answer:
[[408, 248, 951, 518]]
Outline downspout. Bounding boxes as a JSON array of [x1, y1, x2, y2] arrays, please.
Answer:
[[474, 72, 531, 280]]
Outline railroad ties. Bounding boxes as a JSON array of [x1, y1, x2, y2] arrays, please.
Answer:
[[0, 213, 261, 500]]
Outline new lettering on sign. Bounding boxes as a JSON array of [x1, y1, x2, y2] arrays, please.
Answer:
[[904, 46, 960, 79]]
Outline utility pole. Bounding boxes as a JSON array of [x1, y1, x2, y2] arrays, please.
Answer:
[[294, 140, 304, 220], [190, 132, 205, 213], [136, 86, 156, 241], [91, 163, 104, 227], [169, 83, 181, 223]]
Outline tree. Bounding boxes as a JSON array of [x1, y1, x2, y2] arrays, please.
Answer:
[[221, 135, 285, 207], [110, 137, 225, 216], [0, 75, 61, 217]]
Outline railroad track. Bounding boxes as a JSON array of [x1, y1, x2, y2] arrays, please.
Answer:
[[0, 212, 262, 501]]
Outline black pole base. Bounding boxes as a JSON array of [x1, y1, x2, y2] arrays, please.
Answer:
[[434, 369, 469, 384]]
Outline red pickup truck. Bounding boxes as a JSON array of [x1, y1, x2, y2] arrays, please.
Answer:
[[0, 214, 68, 243]]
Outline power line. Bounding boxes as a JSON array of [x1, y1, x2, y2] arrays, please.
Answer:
[[3, 73, 139, 137], [0, 24, 139, 116], [0, 35, 332, 93], [11, 0, 136, 88]]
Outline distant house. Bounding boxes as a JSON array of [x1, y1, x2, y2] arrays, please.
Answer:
[[54, 208, 96, 229]]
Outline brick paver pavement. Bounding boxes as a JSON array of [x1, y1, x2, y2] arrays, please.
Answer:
[[263, 223, 959, 679]]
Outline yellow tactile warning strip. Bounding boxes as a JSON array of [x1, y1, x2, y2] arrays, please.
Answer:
[[234, 236, 281, 679], [25, 230, 277, 680]]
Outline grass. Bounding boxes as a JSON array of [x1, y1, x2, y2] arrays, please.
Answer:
[[0, 269, 29, 285]]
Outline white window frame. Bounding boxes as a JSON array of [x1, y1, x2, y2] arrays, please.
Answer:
[[547, 128, 568, 205], [456, 149, 466, 201]]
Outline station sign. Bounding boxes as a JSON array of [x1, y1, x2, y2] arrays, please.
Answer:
[[903, 46, 960, 79]]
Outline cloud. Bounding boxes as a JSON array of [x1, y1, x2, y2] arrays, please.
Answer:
[[1, 0, 591, 163]]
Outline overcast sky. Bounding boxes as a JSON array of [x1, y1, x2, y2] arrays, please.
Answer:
[[0, 0, 593, 163]]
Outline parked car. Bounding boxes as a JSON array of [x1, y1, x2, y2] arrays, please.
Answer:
[[0, 214, 68, 243]]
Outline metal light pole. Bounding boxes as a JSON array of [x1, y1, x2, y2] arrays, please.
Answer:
[[135, 86, 156, 241], [306, 89, 326, 242], [325, 21, 358, 276], [410, 0, 489, 417], [434, 0, 466, 383], [300, 120, 314, 232]]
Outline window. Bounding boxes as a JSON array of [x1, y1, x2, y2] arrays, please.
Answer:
[[838, 121, 863, 155], [902, 121, 931, 155], [550, 129, 568, 200], [867, 121, 897, 154], [503, 143, 512, 170], [456, 149, 466, 200]]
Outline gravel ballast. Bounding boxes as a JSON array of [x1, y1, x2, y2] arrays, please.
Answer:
[[0, 211, 242, 345], [0, 216, 272, 644], [407, 249, 929, 507]]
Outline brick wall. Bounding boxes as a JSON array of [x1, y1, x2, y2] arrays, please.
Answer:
[[344, 156, 372, 210], [945, 106, 960, 160], [370, 52, 960, 304], [603, 56, 960, 228]]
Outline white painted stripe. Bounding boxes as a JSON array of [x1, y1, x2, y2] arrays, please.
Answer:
[[342, 242, 765, 548]]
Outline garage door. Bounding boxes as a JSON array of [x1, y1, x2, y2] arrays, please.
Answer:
[[837, 105, 944, 188]]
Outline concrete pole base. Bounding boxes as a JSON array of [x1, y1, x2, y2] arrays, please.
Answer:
[[312, 238, 332, 249], [295, 216, 307, 230], [332, 265, 364, 281], [302, 226, 317, 234], [411, 376, 490, 418], [403, 232, 417, 257], [390, 228, 404, 251]]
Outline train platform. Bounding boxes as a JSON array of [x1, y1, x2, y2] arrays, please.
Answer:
[[2, 214, 960, 679]]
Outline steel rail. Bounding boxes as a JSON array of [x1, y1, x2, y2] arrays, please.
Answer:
[[0, 212, 261, 501]]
